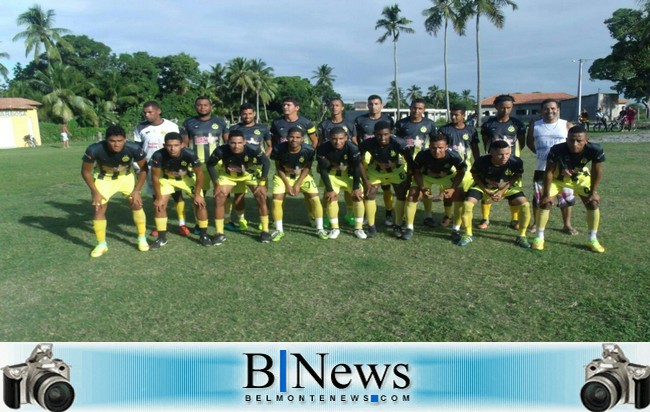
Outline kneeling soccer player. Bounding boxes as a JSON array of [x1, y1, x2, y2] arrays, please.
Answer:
[[270, 126, 328, 241], [150, 132, 211, 248], [81, 125, 150, 257], [206, 129, 271, 245], [458, 139, 531, 248], [532, 125, 606, 253], [317, 126, 366, 239]]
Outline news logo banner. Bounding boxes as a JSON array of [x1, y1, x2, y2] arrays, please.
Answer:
[[2, 343, 648, 411]]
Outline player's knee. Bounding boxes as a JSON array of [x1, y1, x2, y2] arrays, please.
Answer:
[[586, 200, 599, 210]]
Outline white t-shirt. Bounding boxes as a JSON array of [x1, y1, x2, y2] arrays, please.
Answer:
[[532, 119, 568, 171], [133, 119, 180, 161]]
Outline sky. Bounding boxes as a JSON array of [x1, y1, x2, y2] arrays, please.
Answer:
[[0, 0, 642, 103]]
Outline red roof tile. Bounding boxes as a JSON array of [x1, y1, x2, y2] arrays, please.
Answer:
[[481, 92, 575, 106], [0, 98, 42, 110]]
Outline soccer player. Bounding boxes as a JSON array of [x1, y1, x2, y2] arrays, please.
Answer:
[[480, 94, 527, 230], [206, 130, 271, 245], [525, 98, 576, 234], [81, 125, 150, 257], [270, 126, 328, 241], [270, 97, 317, 147], [457, 140, 531, 248], [354, 94, 396, 226], [134, 101, 187, 235], [149, 132, 211, 248], [531, 125, 606, 253], [437, 104, 480, 230], [406, 134, 470, 241], [317, 126, 366, 239], [359, 121, 413, 238], [395, 98, 438, 228]]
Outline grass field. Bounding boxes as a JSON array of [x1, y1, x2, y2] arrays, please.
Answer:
[[1, 138, 649, 342]]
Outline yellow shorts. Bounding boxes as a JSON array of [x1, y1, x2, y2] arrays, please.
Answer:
[[218, 170, 265, 187], [159, 176, 203, 197], [366, 166, 407, 186], [549, 170, 591, 198], [272, 174, 319, 195], [416, 172, 473, 192], [320, 173, 356, 194], [94, 174, 135, 205]]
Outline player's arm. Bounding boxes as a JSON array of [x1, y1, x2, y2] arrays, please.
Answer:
[[222, 129, 229, 145], [317, 155, 335, 201], [150, 165, 165, 212], [480, 128, 490, 153], [350, 154, 364, 201], [471, 168, 493, 196], [308, 131, 318, 148], [192, 165, 206, 209], [587, 161, 603, 204], [541, 158, 557, 205], [81, 161, 105, 208], [449, 162, 467, 194], [516, 127, 526, 153], [275, 160, 293, 195], [205, 151, 221, 190], [131, 158, 148, 209], [352, 122, 361, 145], [264, 138, 273, 157], [526, 120, 536, 154]]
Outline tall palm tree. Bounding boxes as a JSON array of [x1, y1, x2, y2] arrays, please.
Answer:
[[250, 59, 275, 122], [0, 45, 9, 82], [460, 0, 518, 126], [406, 84, 423, 101], [386, 80, 405, 108], [311, 64, 337, 121], [32, 63, 98, 126], [13, 4, 73, 63], [375, 4, 415, 119], [423, 0, 466, 120], [226, 57, 254, 105], [426, 84, 446, 108]]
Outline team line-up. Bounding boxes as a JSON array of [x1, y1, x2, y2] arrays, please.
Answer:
[[80, 94, 606, 258]]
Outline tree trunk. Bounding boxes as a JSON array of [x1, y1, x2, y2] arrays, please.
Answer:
[[476, 14, 482, 128], [394, 39, 400, 120], [256, 89, 261, 123], [444, 19, 450, 121]]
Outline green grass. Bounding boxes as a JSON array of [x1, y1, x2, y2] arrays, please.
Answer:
[[1, 140, 649, 342]]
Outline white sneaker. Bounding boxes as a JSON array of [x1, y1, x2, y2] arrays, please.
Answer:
[[328, 228, 341, 239], [354, 229, 367, 239]]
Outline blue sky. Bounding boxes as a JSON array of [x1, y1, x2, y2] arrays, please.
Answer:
[[0, 0, 641, 102]]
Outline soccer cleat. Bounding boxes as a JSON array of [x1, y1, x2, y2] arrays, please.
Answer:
[[192, 226, 201, 235], [423, 217, 438, 228], [441, 216, 452, 227], [515, 236, 531, 249], [393, 224, 403, 238], [328, 228, 341, 239], [366, 225, 377, 238], [457, 235, 473, 247], [354, 229, 367, 239], [531, 237, 545, 251], [238, 218, 249, 230], [477, 219, 490, 229], [316, 229, 329, 240], [150, 237, 168, 249], [90, 243, 108, 258], [178, 225, 191, 236], [260, 231, 272, 243], [402, 228, 414, 240], [199, 234, 212, 246], [384, 211, 394, 227], [585, 239, 605, 253], [509, 220, 520, 230], [138, 239, 150, 252], [271, 230, 285, 242], [224, 222, 241, 232], [451, 230, 462, 244], [345, 214, 356, 227], [212, 233, 226, 246]]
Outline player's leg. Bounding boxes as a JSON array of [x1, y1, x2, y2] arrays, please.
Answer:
[[324, 176, 341, 239], [363, 181, 380, 238], [171, 190, 189, 236], [581, 191, 604, 253], [249, 181, 270, 243], [152, 193, 171, 249], [213, 181, 234, 245], [382, 184, 394, 226], [90, 181, 112, 257], [558, 187, 578, 235], [404, 183, 422, 241], [531, 183, 559, 251], [479, 199, 491, 229], [508, 193, 531, 248], [458, 189, 481, 246]]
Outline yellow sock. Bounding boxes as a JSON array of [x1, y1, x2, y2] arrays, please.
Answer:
[[154, 217, 168, 232], [510, 204, 519, 222], [406, 201, 418, 226], [586, 209, 600, 232], [453, 202, 463, 227], [518, 202, 531, 237], [394, 200, 405, 226], [93, 219, 107, 243], [365, 199, 377, 226], [260, 215, 269, 232], [216, 218, 224, 234], [537, 209, 550, 230], [383, 189, 393, 212], [198, 219, 208, 229], [224, 197, 233, 223], [352, 201, 364, 229], [309, 196, 323, 218], [423, 197, 433, 216], [272, 199, 284, 223], [462, 201, 475, 236], [481, 202, 491, 221], [176, 200, 186, 224], [327, 201, 339, 228], [132, 209, 146, 237]]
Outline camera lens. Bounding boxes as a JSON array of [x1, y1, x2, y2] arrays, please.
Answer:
[[33, 373, 75, 412], [581, 373, 621, 412]]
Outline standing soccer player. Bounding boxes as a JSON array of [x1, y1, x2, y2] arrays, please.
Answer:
[[480, 94, 527, 230], [458, 140, 531, 248], [270, 97, 317, 147], [149, 132, 211, 248], [270, 126, 328, 241], [81, 125, 149, 257], [206, 130, 271, 245], [531, 126, 606, 253]]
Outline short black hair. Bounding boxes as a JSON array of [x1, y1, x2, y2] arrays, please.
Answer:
[[195, 96, 212, 104], [411, 98, 426, 106], [451, 103, 466, 113], [105, 125, 126, 139], [540, 98, 560, 108], [493, 94, 515, 106], [287, 126, 303, 135], [165, 132, 182, 142], [374, 121, 392, 132], [430, 133, 447, 144], [229, 129, 244, 139], [490, 139, 510, 150], [240, 102, 255, 112], [568, 125, 588, 135], [283, 97, 300, 106], [329, 126, 347, 137], [367, 94, 382, 103], [143, 100, 160, 109]]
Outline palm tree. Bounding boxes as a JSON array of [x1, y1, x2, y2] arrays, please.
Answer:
[[426, 84, 446, 108], [423, 0, 466, 120], [406, 84, 423, 102], [375, 4, 415, 119], [90, 70, 139, 115], [31, 63, 98, 126], [311, 64, 337, 121], [386, 80, 405, 108], [226, 57, 254, 105], [250, 59, 275, 122], [13, 5, 73, 63], [0, 46, 9, 82], [460, 0, 518, 126]]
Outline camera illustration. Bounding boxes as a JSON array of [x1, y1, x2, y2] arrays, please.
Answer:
[[581, 343, 650, 411], [3, 343, 74, 412]]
